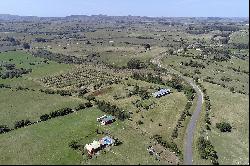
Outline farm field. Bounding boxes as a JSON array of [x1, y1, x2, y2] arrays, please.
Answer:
[[0, 107, 173, 165], [0, 14, 249, 165]]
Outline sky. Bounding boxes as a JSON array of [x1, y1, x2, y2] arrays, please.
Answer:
[[0, 0, 249, 17]]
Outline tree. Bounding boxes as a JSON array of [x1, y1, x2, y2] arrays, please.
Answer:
[[0, 125, 11, 134], [144, 44, 151, 50], [169, 49, 174, 55], [216, 122, 232, 132], [127, 58, 143, 69], [23, 42, 30, 49], [40, 114, 50, 121]]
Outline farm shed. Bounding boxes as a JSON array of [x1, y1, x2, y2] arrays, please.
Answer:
[[85, 136, 114, 156], [99, 136, 114, 146], [97, 115, 107, 122], [101, 115, 115, 125], [97, 115, 115, 125], [85, 140, 101, 156], [152, 89, 171, 98]]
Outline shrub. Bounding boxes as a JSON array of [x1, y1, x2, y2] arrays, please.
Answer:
[[14, 119, 32, 129], [0, 125, 11, 134], [216, 122, 232, 132], [40, 114, 50, 121], [127, 58, 144, 69], [69, 141, 81, 150], [171, 127, 178, 138], [137, 120, 144, 125]]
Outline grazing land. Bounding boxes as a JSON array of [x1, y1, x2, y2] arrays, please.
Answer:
[[0, 15, 249, 165]]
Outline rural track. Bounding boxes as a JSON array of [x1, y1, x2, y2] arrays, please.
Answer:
[[150, 54, 203, 165]]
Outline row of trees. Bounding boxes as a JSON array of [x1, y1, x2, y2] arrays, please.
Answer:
[[40, 102, 93, 121], [197, 136, 219, 165], [32, 50, 85, 64], [96, 100, 130, 121], [171, 101, 192, 139], [39, 88, 72, 96], [195, 81, 219, 165], [1, 68, 32, 79], [153, 134, 182, 158], [14, 119, 32, 129]]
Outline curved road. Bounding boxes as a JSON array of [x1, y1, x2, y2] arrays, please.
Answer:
[[150, 54, 203, 165]]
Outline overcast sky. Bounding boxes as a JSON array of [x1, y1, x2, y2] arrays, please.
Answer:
[[0, 0, 249, 17]]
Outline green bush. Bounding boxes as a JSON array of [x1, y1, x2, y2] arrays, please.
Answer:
[[40, 114, 50, 121], [216, 122, 232, 132]]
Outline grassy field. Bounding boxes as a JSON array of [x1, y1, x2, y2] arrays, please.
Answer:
[[229, 30, 249, 44], [93, 78, 188, 155], [0, 51, 73, 89], [0, 88, 84, 128], [203, 82, 249, 165], [0, 107, 165, 165], [193, 82, 249, 165], [0, 51, 82, 128]]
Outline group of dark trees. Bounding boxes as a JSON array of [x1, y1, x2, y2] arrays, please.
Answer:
[[32, 50, 85, 64], [202, 47, 231, 62], [182, 60, 205, 69], [132, 71, 195, 100], [127, 58, 146, 69], [34, 37, 48, 43], [187, 24, 240, 35], [0, 83, 11, 89], [230, 43, 249, 49], [1, 63, 32, 79], [4, 37, 21, 46], [96, 100, 130, 121], [128, 84, 150, 100], [23, 43, 30, 49], [216, 122, 232, 132], [132, 72, 163, 85]]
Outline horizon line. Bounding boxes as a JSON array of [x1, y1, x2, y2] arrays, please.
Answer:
[[0, 13, 249, 18]]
